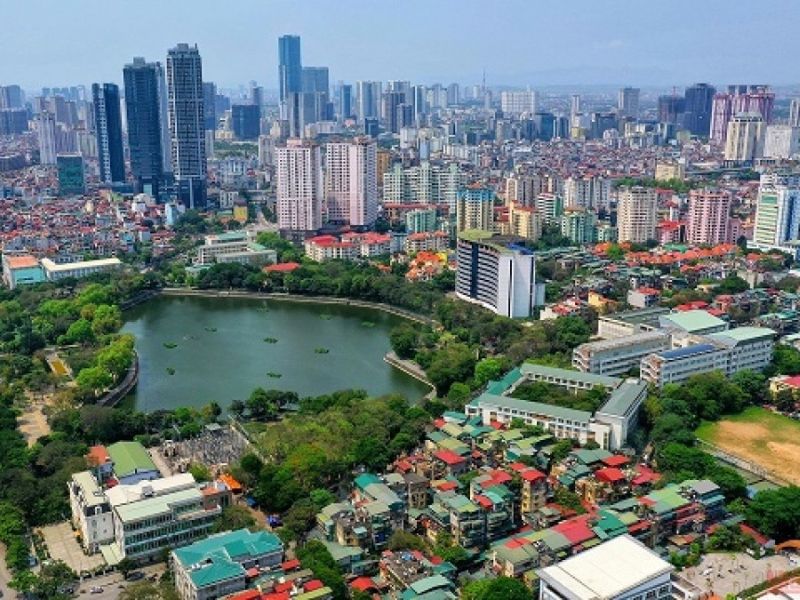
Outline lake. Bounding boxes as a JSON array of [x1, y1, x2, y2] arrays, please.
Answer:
[[122, 295, 430, 411]]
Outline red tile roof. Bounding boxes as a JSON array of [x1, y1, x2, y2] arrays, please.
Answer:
[[303, 580, 324, 592], [600, 455, 629, 467], [350, 577, 378, 592], [281, 558, 300, 571], [264, 262, 301, 273], [433, 450, 465, 466], [595, 467, 626, 484]]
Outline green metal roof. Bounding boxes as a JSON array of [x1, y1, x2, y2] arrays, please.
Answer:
[[520, 363, 618, 387], [114, 487, 201, 523], [660, 310, 725, 333], [486, 367, 522, 395], [354, 473, 381, 491], [107, 441, 157, 478], [173, 529, 283, 588], [474, 392, 593, 423], [708, 326, 775, 345], [597, 380, 647, 417]]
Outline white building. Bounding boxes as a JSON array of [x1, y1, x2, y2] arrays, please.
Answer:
[[724, 113, 765, 164], [68, 471, 114, 554], [455, 231, 543, 318], [617, 186, 657, 243], [500, 90, 537, 116], [37, 111, 57, 165], [538, 535, 673, 600], [40, 257, 122, 281], [751, 173, 800, 257], [324, 137, 378, 226], [564, 175, 611, 211], [763, 125, 800, 160], [275, 138, 323, 232], [618, 87, 641, 120], [572, 331, 671, 376]]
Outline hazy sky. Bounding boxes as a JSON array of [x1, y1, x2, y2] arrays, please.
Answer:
[[3, 0, 799, 91]]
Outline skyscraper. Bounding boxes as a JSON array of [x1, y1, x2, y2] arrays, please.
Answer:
[[356, 81, 381, 120], [0, 85, 24, 109], [711, 85, 774, 144], [202, 82, 217, 130], [657, 95, 685, 125], [617, 186, 657, 243], [231, 104, 261, 140], [752, 173, 800, 257], [37, 112, 57, 165], [724, 113, 765, 164], [92, 83, 125, 184], [166, 43, 207, 208], [686, 189, 732, 245], [381, 91, 405, 134], [456, 187, 495, 232], [57, 154, 86, 195], [278, 35, 302, 106], [276, 139, 323, 232], [617, 87, 640, 119], [500, 90, 537, 116], [124, 57, 166, 197], [682, 83, 715, 137], [790, 99, 800, 128], [324, 137, 378, 227], [302, 67, 329, 94], [338, 84, 353, 120]]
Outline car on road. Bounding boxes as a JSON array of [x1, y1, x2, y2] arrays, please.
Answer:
[[90, 587, 103, 594]]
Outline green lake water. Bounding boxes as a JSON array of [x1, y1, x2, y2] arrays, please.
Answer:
[[122, 295, 429, 411]]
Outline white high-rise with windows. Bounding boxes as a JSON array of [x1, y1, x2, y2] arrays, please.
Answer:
[[276, 139, 323, 232], [752, 173, 800, 257], [617, 186, 657, 243], [324, 137, 377, 227], [724, 113, 765, 164], [500, 90, 537, 116], [37, 111, 57, 165], [617, 87, 640, 119]]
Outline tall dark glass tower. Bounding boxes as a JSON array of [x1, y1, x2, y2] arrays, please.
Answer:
[[278, 35, 302, 105], [166, 43, 207, 208], [683, 83, 716, 137], [124, 58, 166, 198], [92, 83, 125, 184], [202, 82, 217, 130]]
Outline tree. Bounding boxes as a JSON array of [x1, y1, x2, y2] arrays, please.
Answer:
[[474, 357, 506, 387], [389, 325, 418, 360], [769, 345, 800, 377], [188, 463, 211, 482], [426, 343, 476, 396], [745, 486, 800, 541], [118, 556, 137, 579], [462, 577, 530, 600], [214, 504, 256, 532], [388, 530, 429, 552], [229, 399, 246, 419], [75, 365, 113, 396], [246, 387, 279, 421]]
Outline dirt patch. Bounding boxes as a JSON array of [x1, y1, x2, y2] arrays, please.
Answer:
[[709, 421, 800, 485]]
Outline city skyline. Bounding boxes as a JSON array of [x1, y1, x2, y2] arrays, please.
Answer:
[[4, 0, 800, 90]]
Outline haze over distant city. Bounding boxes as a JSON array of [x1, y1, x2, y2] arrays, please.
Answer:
[[4, 0, 800, 89]]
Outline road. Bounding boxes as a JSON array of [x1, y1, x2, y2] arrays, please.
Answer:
[[75, 564, 165, 600]]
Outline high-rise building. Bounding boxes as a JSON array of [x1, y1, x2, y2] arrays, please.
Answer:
[[500, 90, 537, 116], [711, 85, 774, 144], [383, 162, 468, 212], [682, 83, 715, 136], [686, 189, 732, 246], [617, 186, 657, 243], [324, 137, 378, 227], [0, 85, 24, 109], [231, 104, 261, 140], [752, 173, 800, 257], [302, 67, 329, 95], [763, 125, 800, 160], [570, 94, 581, 119], [278, 35, 302, 105], [617, 87, 640, 119], [356, 81, 381, 120], [250, 83, 263, 108], [533, 112, 556, 141], [561, 208, 597, 244], [124, 57, 166, 198], [456, 186, 494, 232], [37, 112, 57, 165], [446, 83, 460, 106], [92, 83, 125, 184], [338, 84, 353, 120], [57, 154, 85, 195], [657, 95, 685, 125], [724, 113, 765, 164], [381, 91, 405, 134], [166, 43, 207, 208], [412, 85, 427, 122], [276, 139, 323, 232], [790, 99, 800, 128], [564, 176, 611, 211], [0, 108, 28, 135], [456, 231, 542, 318], [202, 82, 217, 130]]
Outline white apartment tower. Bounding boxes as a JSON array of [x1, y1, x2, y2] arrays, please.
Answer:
[[617, 186, 657, 243], [752, 172, 800, 257], [324, 137, 378, 227], [500, 90, 537, 116], [38, 111, 57, 166], [276, 139, 323, 232], [724, 113, 765, 164]]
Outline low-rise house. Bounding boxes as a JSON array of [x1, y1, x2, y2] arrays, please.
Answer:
[[172, 529, 284, 600]]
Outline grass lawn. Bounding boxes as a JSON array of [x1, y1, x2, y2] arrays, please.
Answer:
[[696, 406, 800, 485]]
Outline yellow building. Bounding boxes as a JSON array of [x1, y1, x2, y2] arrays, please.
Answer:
[[233, 201, 248, 224], [509, 202, 542, 241], [654, 161, 685, 181]]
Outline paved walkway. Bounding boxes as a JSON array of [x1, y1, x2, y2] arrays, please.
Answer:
[[18, 398, 51, 446], [41, 522, 105, 575], [0, 543, 14, 598]]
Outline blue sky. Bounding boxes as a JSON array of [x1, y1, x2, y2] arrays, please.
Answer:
[[3, 0, 799, 90]]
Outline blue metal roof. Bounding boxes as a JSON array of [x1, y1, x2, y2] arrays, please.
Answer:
[[659, 344, 716, 360]]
